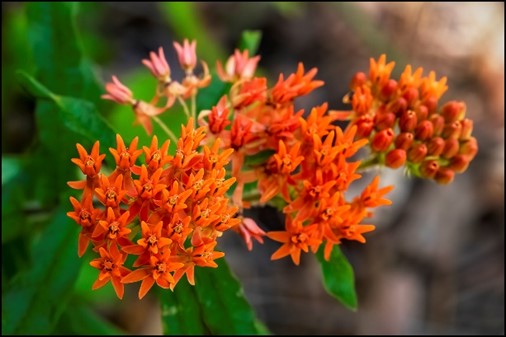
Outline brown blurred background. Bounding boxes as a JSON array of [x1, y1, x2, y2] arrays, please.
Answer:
[[3, 2, 504, 335]]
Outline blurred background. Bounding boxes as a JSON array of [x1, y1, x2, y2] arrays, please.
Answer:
[[2, 2, 504, 335]]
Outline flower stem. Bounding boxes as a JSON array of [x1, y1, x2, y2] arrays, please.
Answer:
[[191, 93, 197, 127], [177, 96, 191, 120], [152, 116, 178, 144], [358, 154, 383, 171]]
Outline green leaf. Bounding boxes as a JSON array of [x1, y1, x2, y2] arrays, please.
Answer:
[[2, 206, 83, 334], [2, 157, 22, 186], [244, 149, 275, 167], [55, 300, 126, 335], [17, 71, 116, 149], [160, 279, 209, 335], [238, 30, 262, 55], [26, 2, 103, 104], [160, 258, 269, 335], [316, 245, 358, 311]]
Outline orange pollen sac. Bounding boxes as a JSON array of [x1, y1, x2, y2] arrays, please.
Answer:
[[152, 151, 161, 162], [103, 259, 114, 271], [148, 235, 158, 245], [202, 251, 212, 259], [209, 155, 218, 163], [156, 262, 167, 273], [221, 214, 230, 223]]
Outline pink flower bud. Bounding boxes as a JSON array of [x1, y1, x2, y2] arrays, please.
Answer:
[[142, 47, 171, 80], [459, 137, 478, 159], [102, 76, 134, 105], [374, 111, 396, 130], [350, 72, 367, 90], [442, 121, 462, 139], [173, 39, 197, 73], [429, 114, 445, 136]]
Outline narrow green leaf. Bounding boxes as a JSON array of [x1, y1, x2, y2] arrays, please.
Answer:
[[2, 157, 22, 186], [2, 206, 83, 334], [26, 2, 103, 104], [160, 279, 209, 335], [316, 245, 358, 311], [193, 258, 268, 334], [160, 258, 269, 335], [244, 149, 275, 167], [17, 71, 116, 149], [55, 300, 126, 335]]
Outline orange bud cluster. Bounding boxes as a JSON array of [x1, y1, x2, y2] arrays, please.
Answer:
[[340, 55, 478, 184], [67, 119, 239, 299]]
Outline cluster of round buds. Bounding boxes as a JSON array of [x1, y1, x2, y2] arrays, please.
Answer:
[[338, 54, 478, 184], [67, 119, 239, 299]]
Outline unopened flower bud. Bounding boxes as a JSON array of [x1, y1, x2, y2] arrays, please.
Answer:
[[442, 138, 460, 159], [374, 111, 396, 130], [435, 167, 455, 185], [442, 121, 462, 139], [420, 160, 440, 178], [371, 128, 394, 152], [427, 137, 445, 156], [395, 132, 414, 150], [399, 110, 418, 132], [354, 115, 374, 138], [415, 120, 434, 141], [449, 154, 470, 173], [459, 137, 478, 159], [350, 72, 367, 90], [381, 79, 398, 99], [429, 114, 445, 136], [423, 95, 438, 114], [459, 118, 474, 140], [390, 97, 408, 116], [416, 105, 429, 121], [441, 101, 466, 123], [385, 149, 406, 169], [402, 87, 419, 106], [408, 143, 428, 163]]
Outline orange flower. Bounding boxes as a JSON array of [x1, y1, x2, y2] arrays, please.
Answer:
[[68, 141, 105, 201], [89, 244, 131, 299], [122, 220, 172, 267], [67, 196, 100, 257], [369, 54, 395, 87], [93, 207, 132, 247], [94, 174, 126, 209], [267, 217, 319, 266], [122, 249, 184, 299]]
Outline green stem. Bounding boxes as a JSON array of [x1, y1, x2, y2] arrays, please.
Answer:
[[177, 96, 191, 120], [358, 154, 383, 171], [191, 93, 197, 126], [152, 116, 178, 144]]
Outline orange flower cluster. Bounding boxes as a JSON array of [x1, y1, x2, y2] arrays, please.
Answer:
[[67, 119, 239, 299], [197, 53, 394, 265], [337, 54, 478, 184]]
